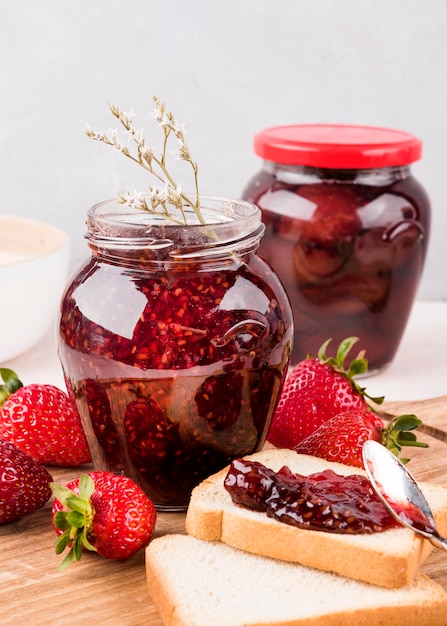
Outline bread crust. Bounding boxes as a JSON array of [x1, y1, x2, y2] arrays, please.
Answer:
[[185, 449, 447, 588]]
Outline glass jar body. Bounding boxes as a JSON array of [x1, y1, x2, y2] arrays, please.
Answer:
[[242, 163, 430, 372], [58, 198, 293, 510]]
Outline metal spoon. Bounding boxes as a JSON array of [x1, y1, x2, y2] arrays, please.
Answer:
[[362, 440, 447, 552]]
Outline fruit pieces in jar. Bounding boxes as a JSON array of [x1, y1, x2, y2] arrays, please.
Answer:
[[245, 174, 428, 369], [59, 258, 293, 508]]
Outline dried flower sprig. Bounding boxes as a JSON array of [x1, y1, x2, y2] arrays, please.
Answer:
[[85, 97, 204, 225]]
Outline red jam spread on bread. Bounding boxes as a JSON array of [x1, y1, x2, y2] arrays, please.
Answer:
[[224, 458, 400, 534]]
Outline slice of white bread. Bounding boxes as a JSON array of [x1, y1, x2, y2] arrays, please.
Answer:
[[145, 534, 447, 626], [185, 448, 447, 588]]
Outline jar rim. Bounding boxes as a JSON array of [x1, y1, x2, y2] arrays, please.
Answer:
[[88, 195, 260, 225], [86, 195, 264, 259], [254, 124, 422, 169]]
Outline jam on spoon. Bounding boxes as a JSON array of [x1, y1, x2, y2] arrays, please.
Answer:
[[224, 458, 399, 534], [363, 440, 447, 551]]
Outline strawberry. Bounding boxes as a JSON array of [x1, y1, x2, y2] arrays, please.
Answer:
[[195, 372, 243, 430], [50, 471, 157, 569], [124, 396, 182, 473], [267, 337, 384, 449], [295, 409, 428, 468], [0, 439, 53, 524], [0, 368, 91, 467]]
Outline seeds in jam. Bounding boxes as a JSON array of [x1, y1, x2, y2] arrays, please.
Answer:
[[224, 458, 400, 534], [59, 258, 293, 509]]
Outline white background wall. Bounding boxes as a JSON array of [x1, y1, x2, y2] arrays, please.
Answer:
[[1, 0, 446, 298]]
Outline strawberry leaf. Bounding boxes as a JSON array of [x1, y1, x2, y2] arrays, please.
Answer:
[[347, 357, 368, 378], [67, 511, 86, 528], [0, 368, 23, 406], [50, 483, 77, 507], [55, 531, 72, 554], [66, 494, 93, 516], [59, 548, 77, 571], [0, 368, 23, 391], [335, 337, 359, 368], [388, 414, 423, 432], [317, 338, 332, 362], [397, 431, 418, 443], [382, 413, 429, 462], [53, 511, 70, 531], [78, 473, 95, 500], [74, 536, 84, 561]]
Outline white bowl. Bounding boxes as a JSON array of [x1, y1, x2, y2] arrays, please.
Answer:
[[0, 215, 70, 363]]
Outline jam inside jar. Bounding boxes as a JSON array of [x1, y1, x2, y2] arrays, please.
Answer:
[[242, 125, 431, 372], [58, 197, 293, 510]]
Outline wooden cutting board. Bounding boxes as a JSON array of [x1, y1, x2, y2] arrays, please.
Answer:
[[1, 396, 447, 626]]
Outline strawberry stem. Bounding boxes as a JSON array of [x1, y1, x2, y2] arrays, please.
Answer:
[[50, 474, 97, 570]]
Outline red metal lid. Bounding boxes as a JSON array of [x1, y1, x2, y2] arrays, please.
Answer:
[[253, 124, 422, 169]]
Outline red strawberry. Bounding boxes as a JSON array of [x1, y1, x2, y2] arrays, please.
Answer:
[[295, 409, 383, 467], [0, 439, 53, 524], [295, 410, 428, 468], [267, 337, 383, 449], [0, 368, 91, 467], [195, 372, 243, 430], [51, 471, 157, 569]]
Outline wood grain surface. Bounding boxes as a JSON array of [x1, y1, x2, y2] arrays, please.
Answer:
[[1, 396, 446, 626]]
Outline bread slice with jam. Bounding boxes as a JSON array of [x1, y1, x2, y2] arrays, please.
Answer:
[[185, 448, 447, 588]]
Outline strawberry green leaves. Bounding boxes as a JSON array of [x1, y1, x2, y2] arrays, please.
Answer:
[[51, 474, 97, 570], [382, 414, 429, 463], [0, 368, 23, 407]]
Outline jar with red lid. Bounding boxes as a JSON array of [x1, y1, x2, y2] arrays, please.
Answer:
[[242, 124, 431, 373]]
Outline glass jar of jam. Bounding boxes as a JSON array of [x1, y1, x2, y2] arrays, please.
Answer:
[[58, 196, 293, 510], [242, 124, 431, 372]]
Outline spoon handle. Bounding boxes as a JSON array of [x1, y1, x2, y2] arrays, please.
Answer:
[[429, 533, 447, 552]]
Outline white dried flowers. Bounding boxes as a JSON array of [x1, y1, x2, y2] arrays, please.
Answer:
[[85, 97, 203, 225]]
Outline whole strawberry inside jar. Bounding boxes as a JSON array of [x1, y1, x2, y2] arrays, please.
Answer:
[[58, 197, 293, 511], [242, 124, 431, 372]]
